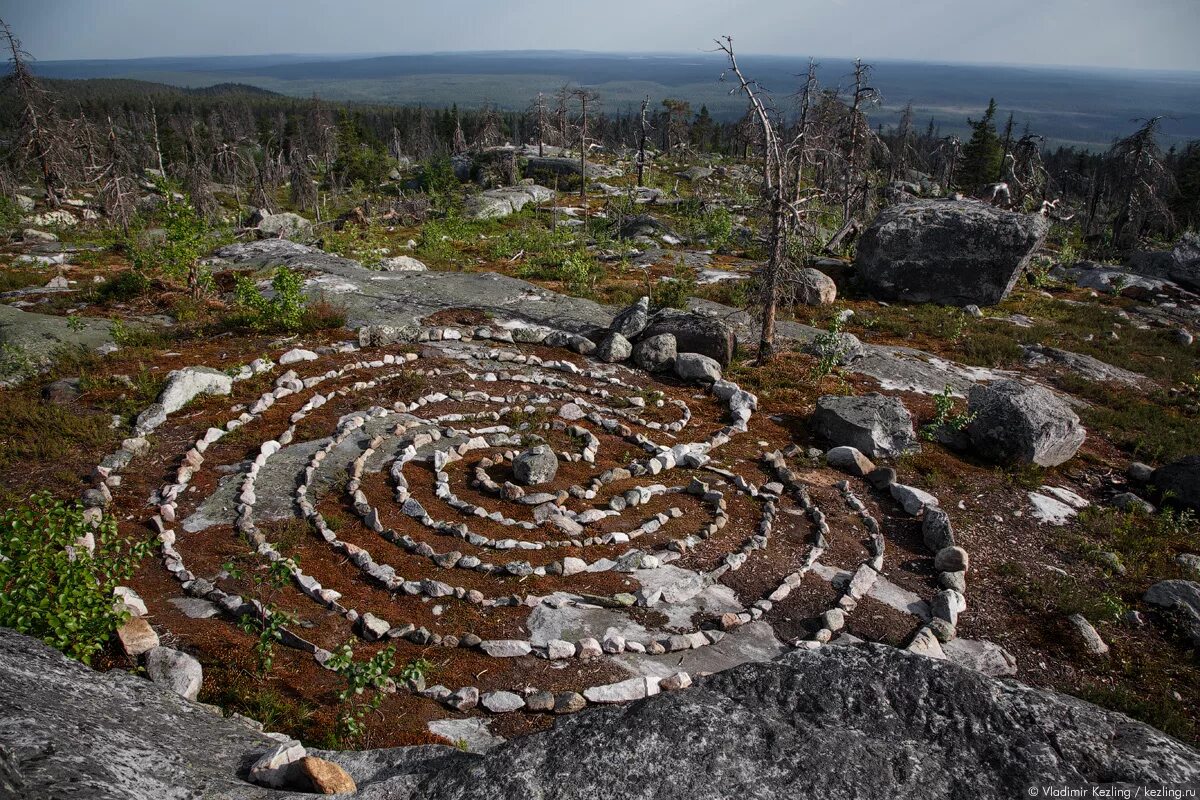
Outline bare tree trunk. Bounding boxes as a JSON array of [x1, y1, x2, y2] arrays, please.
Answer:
[[637, 96, 650, 188]]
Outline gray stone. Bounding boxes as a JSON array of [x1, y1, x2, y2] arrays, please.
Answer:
[[1111, 492, 1155, 514], [793, 268, 837, 306], [967, 380, 1085, 467], [0, 305, 113, 383], [1, 630, 1198, 798], [143, 647, 203, 701], [922, 508, 955, 552], [942, 639, 1017, 677], [1143, 580, 1200, 646], [633, 333, 677, 372], [1151, 455, 1200, 511], [675, 352, 722, 384], [251, 210, 313, 241], [801, 330, 865, 366], [1068, 613, 1110, 655], [158, 367, 233, 415], [481, 691, 526, 713], [639, 309, 736, 367], [610, 296, 650, 338], [595, 331, 632, 363], [934, 546, 969, 573], [825, 446, 875, 477], [855, 199, 1050, 306], [480, 640, 532, 658], [891, 483, 939, 515], [812, 393, 918, 458], [513, 445, 558, 486]]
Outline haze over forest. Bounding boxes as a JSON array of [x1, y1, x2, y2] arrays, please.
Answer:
[[23, 50, 1200, 150]]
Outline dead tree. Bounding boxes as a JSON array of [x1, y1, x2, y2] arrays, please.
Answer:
[[717, 36, 825, 363], [571, 88, 600, 201], [96, 116, 138, 233], [553, 85, 572, 153], [2, 19, 71, 206], [528, 92, 551, 157], [636, 95, 651, 187], [1106, 117, 1175, 249], [839, 59, 880, 225]]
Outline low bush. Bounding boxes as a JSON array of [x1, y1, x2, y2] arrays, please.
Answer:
[[0, 492, 152, 664]]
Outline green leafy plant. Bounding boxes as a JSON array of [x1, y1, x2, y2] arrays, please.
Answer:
[[921, 384, 977, 441], [97, 270, 151, 302], [67, 315, 85, 333], [651, 258, 697, 310], [327, 642, 397, 745], [0, 492, 152, 664], [131, 188, 213, 298], [223, 555, 297, 675], [0, 195, 22, 233], [322, 221, 389, 268], [234, 266, 306, 332], [809, 315, 848, 381], [0, 342, 35, 380]]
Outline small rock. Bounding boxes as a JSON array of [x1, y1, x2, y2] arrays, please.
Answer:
[[294, 756, 357, 794], [934, 546, 969, 573], [144, 646, 203, 701], [825, 446, 875, 477], [1068, 613, 1109, 655], [117, 617, 159, 658], [674, 352, 722, 384]]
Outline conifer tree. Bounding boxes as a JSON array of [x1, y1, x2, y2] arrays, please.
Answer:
[[958, 99, 1004, 191]]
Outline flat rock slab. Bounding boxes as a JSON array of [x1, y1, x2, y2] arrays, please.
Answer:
[[424, 718, 505, 753], [0, 304, 113, 383], [617, 621, 787, 679], [2, 629, 1197, 799], [168, 597, 222, 619]]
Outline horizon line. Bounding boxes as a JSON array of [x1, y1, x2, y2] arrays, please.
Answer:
[[30, 47, 1200, 77]]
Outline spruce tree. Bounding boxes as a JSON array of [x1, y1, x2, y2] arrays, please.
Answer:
[[958, 99, 1004, 191]]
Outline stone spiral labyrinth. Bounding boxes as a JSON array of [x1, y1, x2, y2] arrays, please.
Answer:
[[102, 319, 968, 716]]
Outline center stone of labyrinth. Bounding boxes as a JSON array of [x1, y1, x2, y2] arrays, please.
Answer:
[[152, 329, 945, 713]]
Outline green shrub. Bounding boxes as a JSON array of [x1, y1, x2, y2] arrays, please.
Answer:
[[0, 492, 152, 663], [97, 270, 151, 302], [651, 258, 698, 310], [132, 193, 213, 296], [0, 195, 21, 233], [322, 221, 389, 268], [235, 267, 307, 332]]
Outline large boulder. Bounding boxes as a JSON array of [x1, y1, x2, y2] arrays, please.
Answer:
[[250, 210, 313, 241], [465, 185, 554, 220], [1150, 455, 1200, 511], [792, 267, 838, 306], [609, 296, 650, 338], [1143, 580, 1200, 647], [512, 445, 558, 486], [854, 199, 1050, 306], [674, 352, 722, 384], [2, 629, 1198, 799], [812, 393, 918, 458], [638, 309, 736, 368], [1127, 232, 1200, 291], [633, 333, 677, 372], [966, 380, 1085, 467], [158, 367, 233, 415]]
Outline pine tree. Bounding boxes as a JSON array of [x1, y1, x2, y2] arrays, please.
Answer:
[[958, 99, 1004, 191]]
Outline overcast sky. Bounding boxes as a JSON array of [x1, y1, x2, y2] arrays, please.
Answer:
[[3, 0, 1198, 70]]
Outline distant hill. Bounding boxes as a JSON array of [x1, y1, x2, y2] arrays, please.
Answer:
[[25, 50, 1200, 149]]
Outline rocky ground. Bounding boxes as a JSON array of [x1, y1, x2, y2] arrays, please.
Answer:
[[1, 152, 1199, 796]]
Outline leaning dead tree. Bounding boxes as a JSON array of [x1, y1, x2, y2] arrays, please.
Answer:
[[1106, 117, 1175, 250], [2, 19, 73, 206], [528, 92, 552, 157], [717, 36, 825, 363]]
